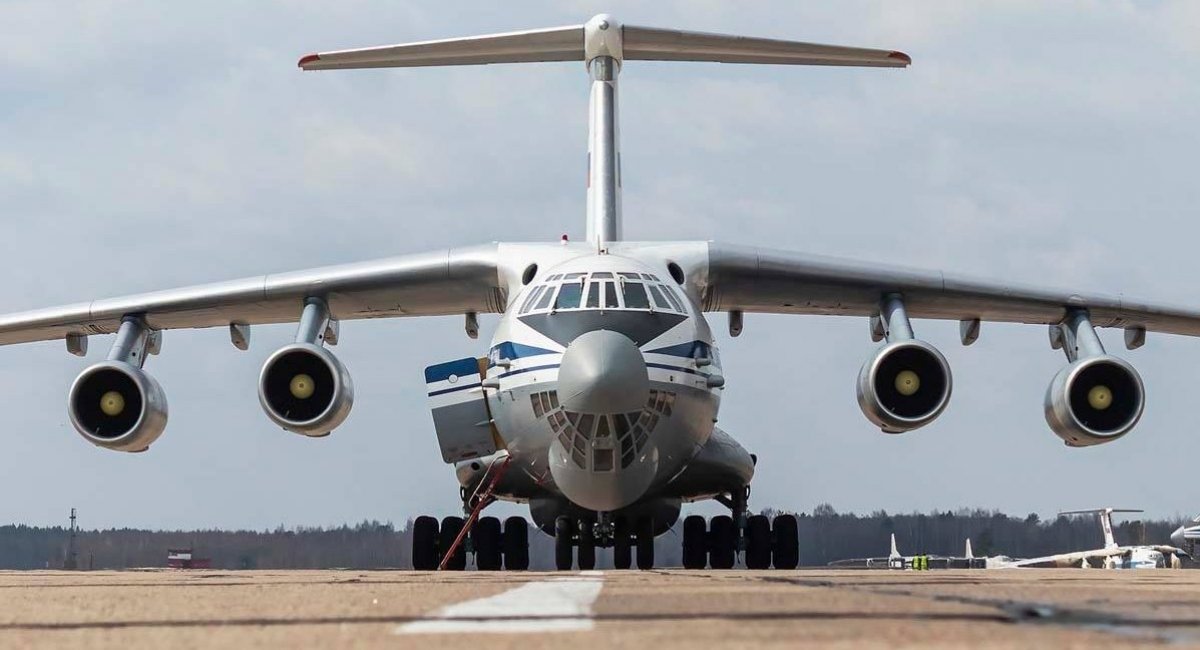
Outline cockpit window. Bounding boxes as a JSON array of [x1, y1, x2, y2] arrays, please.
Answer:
[[647, 285, 671, 311], [519, 286, 544, 313], [555, 282, 584, 310], [661, 286, 685, 312], [604, 282, 619, 308], [622, 282, 650, 309], [520, 271, 688, 315]]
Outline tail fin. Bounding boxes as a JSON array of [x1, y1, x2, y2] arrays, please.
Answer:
[[1059, 508, 1142, 550], [297, 15, 907, 250], [964, 538, 974, 559], [889, 533, 900, 560]]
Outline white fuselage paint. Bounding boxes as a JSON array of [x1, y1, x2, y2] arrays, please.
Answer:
[[397, 571, 605, 634]]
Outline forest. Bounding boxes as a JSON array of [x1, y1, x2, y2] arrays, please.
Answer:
[[0, 505, 1190, 570]]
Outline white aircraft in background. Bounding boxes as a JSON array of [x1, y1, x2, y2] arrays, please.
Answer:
[[828, 534, 984, 569], [5, 14, 1200, 573], [1000, 508, 1187, 569], [1171, 516, 1200, 556]]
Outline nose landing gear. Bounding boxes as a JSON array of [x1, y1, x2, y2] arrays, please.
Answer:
[[554, 514, 657, 570]]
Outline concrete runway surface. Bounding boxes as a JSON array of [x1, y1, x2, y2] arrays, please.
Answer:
[[3, 569, 1200, 648]]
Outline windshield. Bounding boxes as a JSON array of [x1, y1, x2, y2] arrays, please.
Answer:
[[518, 271, 688, 315]]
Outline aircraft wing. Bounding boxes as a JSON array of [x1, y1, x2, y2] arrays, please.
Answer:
[[1005, 547, 1128, 569], [0, 244, 503, 346], [701, 243, 1200, 339]]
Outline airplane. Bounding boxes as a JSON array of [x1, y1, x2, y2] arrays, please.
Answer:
[[996, 509, 1187, 569], [1170, 516, 1200, 556], [4, 13, 1200, 573], [828, 534, 986, 569]]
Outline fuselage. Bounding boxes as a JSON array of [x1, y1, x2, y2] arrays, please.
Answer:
[[458, 250, 740, 518]]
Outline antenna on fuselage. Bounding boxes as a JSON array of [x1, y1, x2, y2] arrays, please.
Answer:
[[298, 15, 910, 251]]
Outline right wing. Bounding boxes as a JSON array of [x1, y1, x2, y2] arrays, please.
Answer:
[[0, 244, 503, 346]]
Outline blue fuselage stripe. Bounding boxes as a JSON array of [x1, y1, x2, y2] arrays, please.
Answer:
[[427, 382, 483, 397]]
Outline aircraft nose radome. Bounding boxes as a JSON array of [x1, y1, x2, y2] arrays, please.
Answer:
[[1172, 526, 1186, 548], [557, 330, 648, 414]]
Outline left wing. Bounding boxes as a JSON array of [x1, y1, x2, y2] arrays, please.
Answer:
[[0, 244, 503, 346], [699, 242, 1200, 337]]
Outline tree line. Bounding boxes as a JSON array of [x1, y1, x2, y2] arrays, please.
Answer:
[[0, 506, 1190, 570]]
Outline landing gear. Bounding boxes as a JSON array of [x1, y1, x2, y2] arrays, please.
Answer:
[[635, 517, 655, 570], [472, 516, 502, 571], [577, 519, 597, 571], [503, 516, 530, 571], [772, 514, 799, 570], [744, 514, 771, 570], [438, 516, 467, 570], [613, 518, 632, 570], [708, 515, 736, 569], [554, 516, 574, 570], [682, 515, 707, 569], [680, 485, 801, 570], [409, 513, 530, 571], [412, 515, 439, 570]]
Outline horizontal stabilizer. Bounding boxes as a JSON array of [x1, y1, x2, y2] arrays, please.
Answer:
[[622, 25, 909, 67], [299, 25, 584, 70], [299, 16, 909, 70]]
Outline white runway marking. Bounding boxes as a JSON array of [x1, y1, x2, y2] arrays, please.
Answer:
[[397, 571, 605, 634]]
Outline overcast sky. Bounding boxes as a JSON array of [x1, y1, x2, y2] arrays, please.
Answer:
[[2, 1, 1199, 532]]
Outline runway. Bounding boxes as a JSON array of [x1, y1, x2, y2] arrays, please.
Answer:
[[3, 569, 1200, 648]]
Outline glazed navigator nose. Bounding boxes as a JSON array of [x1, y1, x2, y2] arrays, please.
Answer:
[[557, 330, 648, 414]]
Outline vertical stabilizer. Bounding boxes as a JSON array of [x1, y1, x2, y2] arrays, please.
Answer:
[[964, 538, 974, 559], [298, 15, 907, 250], [889, 533, 900, 559], [1060, 508, 1142, 551]]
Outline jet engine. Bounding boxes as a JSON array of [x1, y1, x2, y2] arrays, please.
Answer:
[[1044, 355, 1143, 447], [68, 360, 168, 452], [857, 339, 952, 433], [259, 342, 353, 436]]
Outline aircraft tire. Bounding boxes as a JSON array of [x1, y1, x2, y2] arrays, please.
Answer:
[[502, 516, 529, 571], [635, 517, 655, 570], [412, 516, 439, 570], [554, 516, 574, 571], [745, 514, 772, 570], [438, 516, 467, 571], [682, 515, 707, 569], [709, 515, 736, 570], [578, 520, 596, 571], [473, 516, 503, 571], [772, 514, 800, 569], [613, 518, 632, 570]]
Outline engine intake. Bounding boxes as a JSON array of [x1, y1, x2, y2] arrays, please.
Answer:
[[68, 361, 168, 452], [259, 342, 353, 436], [858, 340, 952, 433], [1045, 356, 1143, 447]]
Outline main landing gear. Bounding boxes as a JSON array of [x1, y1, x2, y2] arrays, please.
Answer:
[[681, 487, 799, 570], [411, 515, 530, 571], [554, 515, 657, 570]]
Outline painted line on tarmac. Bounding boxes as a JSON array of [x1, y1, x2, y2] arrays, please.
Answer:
[[396, 571, 604, 634]]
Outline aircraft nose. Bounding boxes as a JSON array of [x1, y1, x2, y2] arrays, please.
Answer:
[[557, 330, 648, 414], [1172, 526, 1186, 548]]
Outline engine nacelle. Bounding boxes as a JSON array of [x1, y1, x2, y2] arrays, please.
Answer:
[[68, 361, 168, 452], [1044, 355, 1143, 447], [258, 342, 353, 436], [857, 340, 952, 433]]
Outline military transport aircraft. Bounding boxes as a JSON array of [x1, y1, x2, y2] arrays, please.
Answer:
[[3, 14, 1199, 572], [999, 509, 1188, 569]]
